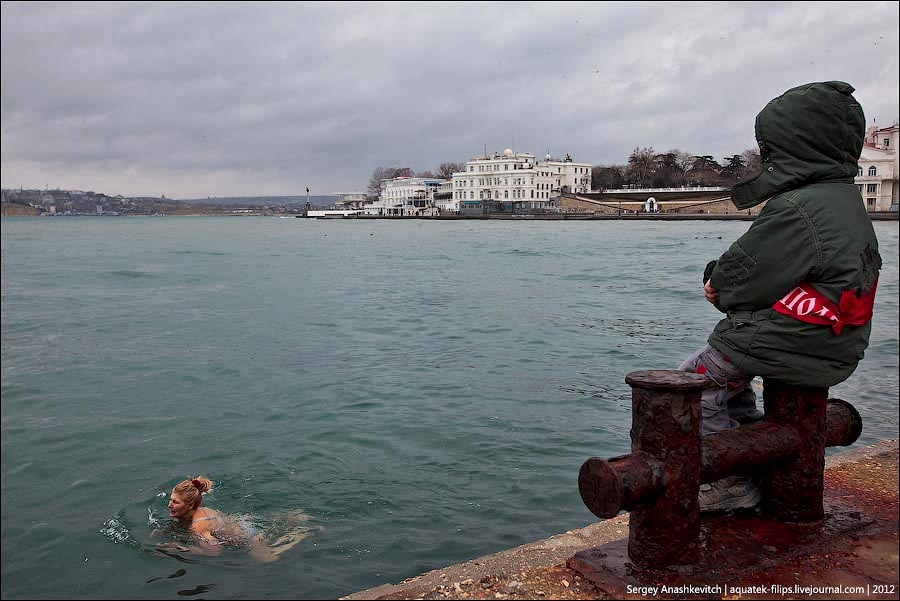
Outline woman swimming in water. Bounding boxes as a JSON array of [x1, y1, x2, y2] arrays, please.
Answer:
[[158, 476, 311, 563]]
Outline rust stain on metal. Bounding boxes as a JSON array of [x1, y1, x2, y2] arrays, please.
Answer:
[[761, 380, 828, 522], [622, 371, 704, 567], [570, 496, 896, 599], [572, 448, 898, 599], [579, 371, 871, 572]]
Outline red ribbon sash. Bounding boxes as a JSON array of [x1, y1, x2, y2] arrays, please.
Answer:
[[772, 279, 878, 335]]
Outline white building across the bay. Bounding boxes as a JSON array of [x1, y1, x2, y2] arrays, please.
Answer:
[[335, 192, 368, 209], [367, 177, 445, 216], [856, 123, 898, 212], [449, 149, 591, 214], [434, 180, 455, 213]]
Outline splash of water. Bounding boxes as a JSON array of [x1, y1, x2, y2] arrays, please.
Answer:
[[147, 507, 164, 530], [99, 512, 140, 548]]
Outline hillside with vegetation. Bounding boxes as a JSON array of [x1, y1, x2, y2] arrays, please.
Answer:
[[1, 189, 337, 216]]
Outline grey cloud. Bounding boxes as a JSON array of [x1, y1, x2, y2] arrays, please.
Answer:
[[2, 1, 898, 198]]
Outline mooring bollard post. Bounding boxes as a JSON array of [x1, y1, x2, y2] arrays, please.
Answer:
[[761, 379, 828, 522], [623, 370, 709, 566], [577, 370, 862, 573]]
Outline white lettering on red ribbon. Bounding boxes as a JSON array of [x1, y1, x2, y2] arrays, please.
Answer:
[[773, 285, 840, 327], [774, 278, 878, 335], [782, 287, 807, 311]]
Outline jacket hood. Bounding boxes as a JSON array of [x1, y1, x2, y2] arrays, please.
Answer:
[[731, 81, 865, 210]]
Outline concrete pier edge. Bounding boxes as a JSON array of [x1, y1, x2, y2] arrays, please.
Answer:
[[342, 437, 899, 600]]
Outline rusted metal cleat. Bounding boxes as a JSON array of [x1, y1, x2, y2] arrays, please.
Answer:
[[577, 370, 862, 569]]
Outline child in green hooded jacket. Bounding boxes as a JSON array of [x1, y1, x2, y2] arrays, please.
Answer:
[[680, 81, 881, 512]]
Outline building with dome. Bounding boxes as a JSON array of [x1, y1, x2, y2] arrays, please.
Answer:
[[448, 149, 591, 214]]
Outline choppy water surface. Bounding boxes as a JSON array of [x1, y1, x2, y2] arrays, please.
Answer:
[[2, 217, 897, 599]]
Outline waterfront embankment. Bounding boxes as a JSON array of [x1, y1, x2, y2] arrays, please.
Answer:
[[343, 438, 899, 600], [301, 212, 899, 221]]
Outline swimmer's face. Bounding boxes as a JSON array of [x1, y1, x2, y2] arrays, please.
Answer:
[[168, 492, 194, 520]]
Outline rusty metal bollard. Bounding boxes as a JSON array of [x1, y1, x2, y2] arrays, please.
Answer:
[[578, 370, 862, 569], [761, 380, 827, 521], [579, 370, 709, 566]]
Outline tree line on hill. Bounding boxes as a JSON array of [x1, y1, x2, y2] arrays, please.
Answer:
[[593, 147, 761, 190], [368, 148, 760, 198]]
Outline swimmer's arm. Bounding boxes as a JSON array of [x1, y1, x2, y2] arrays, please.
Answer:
[[193, 536, 224, 556], [189, 525, 224, 555], [156, 539, 223, 556]]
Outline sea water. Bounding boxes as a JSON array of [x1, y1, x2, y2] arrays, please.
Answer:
[[2, 217, 897, 599]]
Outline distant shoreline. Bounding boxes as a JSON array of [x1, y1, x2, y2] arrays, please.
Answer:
[[299, 212, 899, 222], [3, 204, 896, 221]]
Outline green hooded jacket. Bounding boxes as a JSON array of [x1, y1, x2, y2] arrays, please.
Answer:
[[705, 81, 882, 387]]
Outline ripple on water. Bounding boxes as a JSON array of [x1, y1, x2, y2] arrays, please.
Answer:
[[0, 219, 896, 600]]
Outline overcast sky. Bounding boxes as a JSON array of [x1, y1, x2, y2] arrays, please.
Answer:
[[2, 1, 898, 199]]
